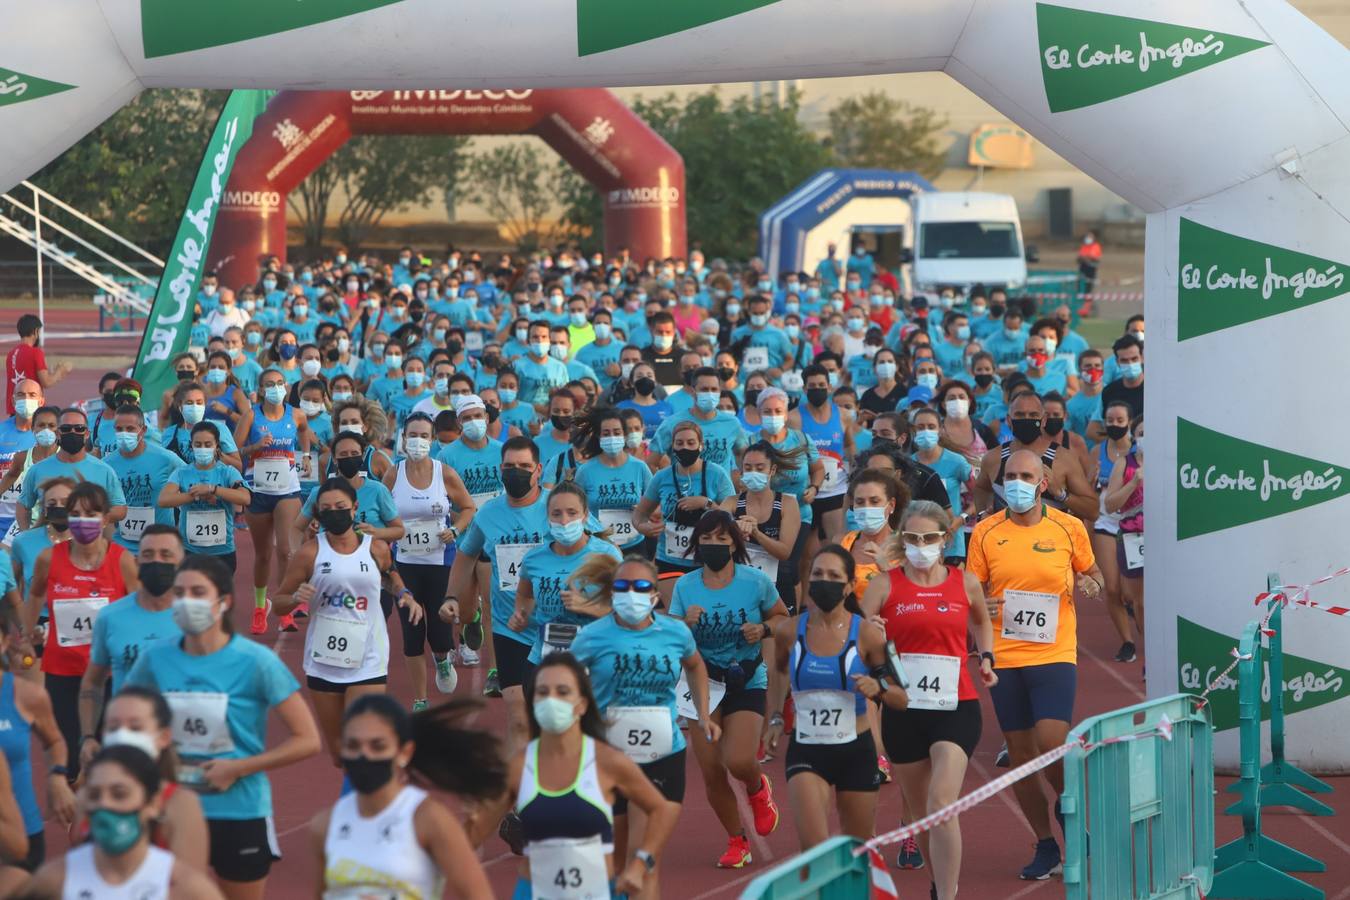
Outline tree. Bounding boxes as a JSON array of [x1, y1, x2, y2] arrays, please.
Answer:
[[464, 141, 577, 251], [31, 89, 229, 253], [825, 91, 947, 178], [558, 88, 832, 260], [290, 134, 468, 251]]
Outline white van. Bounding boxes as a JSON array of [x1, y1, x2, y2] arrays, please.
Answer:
[[907, 192, 1032, 294]]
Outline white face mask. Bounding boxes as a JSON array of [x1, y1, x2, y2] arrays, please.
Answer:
[[102, 728, 160, 759], [404, 436, 432, 460], [172, 597, 220, 635], [905, 542, 943, 569], [944, 397, 970, 420]]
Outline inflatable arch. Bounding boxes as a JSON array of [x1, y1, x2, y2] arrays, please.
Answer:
[[5, 1, 1350, 767], [207, 89, 685, 286], [759, 168, 934, 279]]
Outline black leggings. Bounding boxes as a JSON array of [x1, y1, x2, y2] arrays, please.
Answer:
[[396, 563, 455, 657], [45, 673, 82, 784]]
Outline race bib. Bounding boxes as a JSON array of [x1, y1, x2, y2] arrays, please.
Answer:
[[542, 623, 578, 656], [743, 346, 770, 371], [528, 836, 609, 900], [2, 519, 17, 545], [901, 653, 960, 711], [299, 450, 320, 482], [252, 455, 292, 495], [605, 706, 674, 763], [497, 543, 542, 593], [779, 370, 804, 392], [186, 509, 228, 548], [1122, 533, 1144, 571], [676, 671, 725, 719], [793, 690, 857, 744], [398, 518, 443, 558], [663, 521, 693, 559], [53, 597, 107, 647], [118, 506, 154, 542], [164, 691, 234, 756], [820, 455, 846, 493], [1001, 590, 1060, 644], [598, 509, 636, 545], [464, 331, 485, 352], [310, 614, 367, 669], [745, 545, 779, 581]]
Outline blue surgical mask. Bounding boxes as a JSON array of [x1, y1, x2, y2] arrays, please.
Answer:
[[385, 354, 403, 370], [875, 361, 897, 380], [785, 301, 799, 315], [570, 311, 588, 327], [550, 518, 585, 545], [786, 324, 800, 340], [750, 313, 769, 328], [533, 697, 578, 734], [1004, 479, 1039, 513], [855, 506, 889, 535], [434, 377, 449, 394], [531, 341, 551, 358], [115, 431, 139, 453], [599, 435, 625, 456], [696, 391, 719, 412], [461, 419, 487, 442], [433, 328, 447, 342], [742, 471, 769, 492], [594, 323, 612, 341], [653, 334, 674, 352], [917, 372, 938, 390], [204, 368, 226, 384], [34, 428, 56, 448], [549, 344, 569, 361], [262, 279, 277, 291], [180, 403, 205, 424], [515, 328, 529, 344], [278, 344, 299, 360], [192, 447, 216, 466], [913, 429, 939, 450], [1119, 361, 1143, 379], [613, 590, 657, 625], [498, 389, 518, 405], [331, 391, 352, 403], [263, 385, 287, 405], [806, 287, 820, 299], [758, 279, 773, 291], [956, 325, 971, 341], [405, 371, 425, 388], [1004, 328, 1020, 340], [725, 303, 741, 317], [761, 414, 785, 433]]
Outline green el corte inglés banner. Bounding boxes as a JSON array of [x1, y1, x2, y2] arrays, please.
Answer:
[[133, 90, 271, 406]]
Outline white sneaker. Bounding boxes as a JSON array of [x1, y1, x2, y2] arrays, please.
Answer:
[[434, 656, 458, 694], [459, 646, 480, 667]]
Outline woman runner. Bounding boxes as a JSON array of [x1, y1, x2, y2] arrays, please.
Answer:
[[159, 422, 252, 571], [734, 441, 803, 611]]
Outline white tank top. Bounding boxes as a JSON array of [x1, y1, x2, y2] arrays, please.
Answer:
[[303, 533, 388, 683], [63, 843, 174, 900], [391, 459, 450, 567], [323, 785, 443, 900]]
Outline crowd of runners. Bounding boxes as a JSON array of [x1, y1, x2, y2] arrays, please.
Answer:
[[0, 239, 1144, 898]]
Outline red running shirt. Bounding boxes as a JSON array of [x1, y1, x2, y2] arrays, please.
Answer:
[[42, 542, 128, 676], [880, 565, 977, 702]]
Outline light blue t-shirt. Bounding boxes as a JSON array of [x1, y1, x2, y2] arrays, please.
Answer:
[[575, 340, 623, 391], [761, 429, 819, 526], [983, 328, 1029, 369], [1066, 390, 1103, 440], [651, 411, 748, 473], [499, 402, 537, 435], [574, 456, 652, 550], [919, 448, 972, 558], [10, 528, 51, 599], [571, 613, 697, 757], [300, 476, 398, 529], [534, 431, 572, 471], [91, 592, 182, 692], [160, 421, 239, 465], [19, 455, 126, 510], [668, 564, 779, 689], [515, 355, 570, 408], [729, 325, 795, 370], [106, 443, 184, 551], [932, 339, 968, 379], [617, 399, 671, 439], [456, 493, 552, 646], [436, 438, 504, 502], [171, 461, 247, 555], [126, 634, 299, 820], [521, 536, 623, 663], [642, 462, 736, 565]]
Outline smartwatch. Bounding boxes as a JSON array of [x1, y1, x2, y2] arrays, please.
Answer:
[[981, 651, 996, 668], [635, 849, 656, 872]]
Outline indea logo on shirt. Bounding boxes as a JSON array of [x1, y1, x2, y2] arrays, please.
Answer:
[[322, 591, 368, 610]]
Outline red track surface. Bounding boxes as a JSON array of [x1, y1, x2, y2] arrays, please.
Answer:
[[15, 307, 1350, 899]]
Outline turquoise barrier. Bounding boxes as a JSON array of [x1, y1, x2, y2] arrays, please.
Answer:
[[1062, 693, 1214, 899], [738, 836, 872, 899]]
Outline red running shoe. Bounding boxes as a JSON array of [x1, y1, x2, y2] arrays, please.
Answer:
[[717, 834, 752, 868], [278, 613, 298, 633], [747, 774, 779, 836], [249, 602, 269, 635]]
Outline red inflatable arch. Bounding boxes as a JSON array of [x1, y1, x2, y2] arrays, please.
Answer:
[[208, 89, 686, 287]]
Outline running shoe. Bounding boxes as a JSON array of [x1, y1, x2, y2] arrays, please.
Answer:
[[895, 836, 924, 870], [1019, 837, 1063, 880], [250, 601, 269, 635], [483, 668, 502, 698], [747, 774, 779, 836], [499, 811, 526, 856], [878, 756, 893, 784], [412, 699, 429, 712], [434, 656, 458, 694], [463, 609, 485, 651], [459, 646, 480, 667], [716, 834, 752, 869], [293, 601, 309, 620], [1114, 641, 1137, 663], [995, 743, 1010, 768], [278, 613, 298, 633]]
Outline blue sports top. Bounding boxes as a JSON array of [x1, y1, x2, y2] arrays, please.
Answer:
[[788, 614, 869, 715]]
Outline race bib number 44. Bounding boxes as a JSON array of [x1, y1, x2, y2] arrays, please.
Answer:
[[901, 653, 960, 711], [1001, 590, 1060, 643]]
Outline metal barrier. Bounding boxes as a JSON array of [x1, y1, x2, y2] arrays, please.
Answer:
[[1211, 621, 1324, 900], [1062, 693, 1214, 899], [738, 836, 873, 899]]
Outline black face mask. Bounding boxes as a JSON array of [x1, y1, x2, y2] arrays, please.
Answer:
[[682, 369, 697, 387], [318, 508, 354, 535], [58, 432, 86, 454], [342, 755, 395, 794], [634, 377, 656, 396], [410, 309, 424, 324], [1105, 424, 1130, 441], [806, 388, 830, 408], [550, 414, 571, 432], [46, 506, 69, 531], [326, 349, 340, 363], [974, 373, 996, 389], [674, 447, 701, 468], [175, 370, 194, 381], [697, 543, 732, 571], [1010, 419, 1043, 444], [717, 367, 735, 382], [502, 467, 534, 499], [336, 456, 363, 479], [808, 580, 848, 613], [744, 389, 761, 409], [139, 561, 176, 597], [1044, 417, 1065, 436], [485, 404, 500, 424], [989, 303, 1006, 318], [447, 340, 463, 355], [483, 355, 501, 370], [102, 391, 117, 408]]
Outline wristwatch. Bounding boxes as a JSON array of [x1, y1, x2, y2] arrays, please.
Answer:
[[635, 849, 657, 872], [49, 764, 69, 778], [981, 651, 996, 668]]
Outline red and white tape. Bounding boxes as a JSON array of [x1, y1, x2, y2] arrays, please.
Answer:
[[855, 718, 1174, 855], [1025, 291, 1144, 302], [1255, 566, 1350, 616]]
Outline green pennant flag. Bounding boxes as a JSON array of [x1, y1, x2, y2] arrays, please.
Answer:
[[0, 67, 75, 108], [1177, 616, 1350, 732], [1177, 418, 1350, 540], [1178, 218, 1350, 340], [577, 0, 781, 56], [133, 90, 271, 408], [141, 0, 405, 58], [1036, 4, 1269, 113]]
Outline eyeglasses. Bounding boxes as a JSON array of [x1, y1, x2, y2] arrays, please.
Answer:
[[57, 424, 87, 434], [902, 531, 946, 546], [613, 579, 655, 593]]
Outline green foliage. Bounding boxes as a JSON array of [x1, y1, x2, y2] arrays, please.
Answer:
[[464, 141, 576, 252], [30, 89, 229, 252], [824, 91, 947, 178]]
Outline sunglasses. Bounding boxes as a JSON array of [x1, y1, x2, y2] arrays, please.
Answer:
[[58, 424, 88, 434], [901, 531, 946, 546], [613, 579, 655, 593]]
